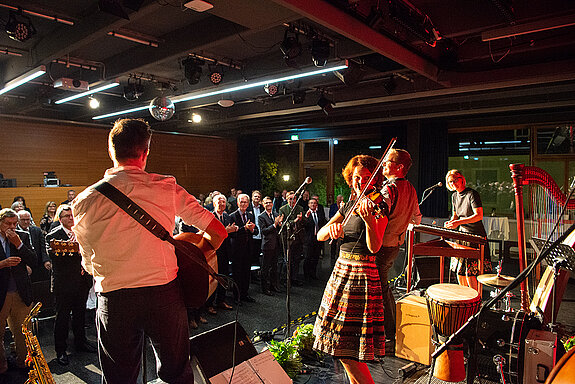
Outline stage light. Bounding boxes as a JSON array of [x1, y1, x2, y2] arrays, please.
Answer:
[[282, 175, 290, 181], [292, 90, 306, 104], [89, 96, 100, 109], [280, 29, 301, 67], [335, 60, 366, 86], [290, 134, 299, 141], [5, 10, 36, 42], [123, 79, 144, 101], [209, 70, 223, 85], [0, 65, 46, 95], [311, 38, 330, 67], [183, 57, 204, 85], [317, 95, 334, 116], [190, 113, 202, 123], [264, 83, 278, 96]]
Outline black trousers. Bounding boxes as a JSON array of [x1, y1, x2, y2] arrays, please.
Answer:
[[96, 280, 193, 384], [206, 250, 230, 306], [54, 288, 89, 354], [375, 245, 400, 339], [303, 239, 322, 279], [260, 248, 279, 290], [232, 243, 252, 299]]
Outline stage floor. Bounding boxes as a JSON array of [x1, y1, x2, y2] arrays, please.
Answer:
[[3, 247, 575, 384]]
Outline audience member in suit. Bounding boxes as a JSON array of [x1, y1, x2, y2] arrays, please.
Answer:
[[17, 210, 49, 282], [206, 194, 238, 314], [247, 190, 264, 268], [227, 188, 240, 213], [45, 204, 95, 366], [298, 190, 311, 208], [229, 193, 258, 303], [60, 189, 76, 206], [329, 195, 344, 265], [258, 197, 283, 296], [272, 190, 285, 214], [303, 198, 327, 281], [0, 208, 36, 374], [278, 191, 306, 286]]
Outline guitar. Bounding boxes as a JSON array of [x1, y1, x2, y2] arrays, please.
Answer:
[[172, 232, 219, 308]]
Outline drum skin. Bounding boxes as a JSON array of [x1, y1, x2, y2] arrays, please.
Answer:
[[426, 284, 481, 382], [545, 346, 575, 384]]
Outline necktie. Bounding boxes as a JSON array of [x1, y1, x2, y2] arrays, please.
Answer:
[[312, 212, 318, 234], [3, 237, 9, 258], [69, 231, 76, 242], [242, 212, 247, 224]]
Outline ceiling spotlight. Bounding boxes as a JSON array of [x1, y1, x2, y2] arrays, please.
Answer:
[[264, 83, 279, 96], [183, 57, 204, 85], [89, 96, 100, 109], [311, 38, 330, 67], [123, 79, 144, 101], [317, 95, 334, 116], [218, 99, 234, 107], [280, 29, 302, 68], [5, 10, 36, 42], [190, 113, 202, 123], [292, 90, 306, 104], [209, 69, 223, 85], [334, 60, 366, 86]]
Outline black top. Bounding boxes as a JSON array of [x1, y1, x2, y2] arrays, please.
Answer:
[[452, 187, 487, 237], [338, 200, 371, 255]]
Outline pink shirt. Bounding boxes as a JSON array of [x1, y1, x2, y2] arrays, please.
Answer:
[[72, 166, 215, 293]]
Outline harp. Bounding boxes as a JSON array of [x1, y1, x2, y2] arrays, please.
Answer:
[[510, 164, 575, 310]]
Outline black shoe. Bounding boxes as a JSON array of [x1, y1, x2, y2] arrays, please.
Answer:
[[242, 296, 256, 303], [262, 290, 273, 296], [56, 352, 69, 366], [76, 341, 97, 353], [270, 285, 282, 293], [291, 280, 304, 287]]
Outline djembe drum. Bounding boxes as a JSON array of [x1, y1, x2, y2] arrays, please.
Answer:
[[426, 283, 481, 382]]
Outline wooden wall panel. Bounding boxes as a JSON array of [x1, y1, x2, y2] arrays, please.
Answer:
[[0, 117, 237, 218]]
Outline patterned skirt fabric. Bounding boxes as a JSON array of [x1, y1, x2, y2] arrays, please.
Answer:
[[313, 250, 385, 361], [450, 240, 492, 276]]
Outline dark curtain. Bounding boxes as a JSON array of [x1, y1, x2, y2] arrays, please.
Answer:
[[237, 136, 261, 194], [418, 120, 449, 218]]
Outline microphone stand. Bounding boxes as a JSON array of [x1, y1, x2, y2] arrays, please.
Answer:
[[278, 189, 307, 338], [419, 186, 440, 206]]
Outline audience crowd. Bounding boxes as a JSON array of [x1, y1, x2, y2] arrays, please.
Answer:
[[1, 186, 335, 374]]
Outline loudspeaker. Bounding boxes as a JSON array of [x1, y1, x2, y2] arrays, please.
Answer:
[[413, 256, 450, 288], [395, 294, 434, 365], [189, 321, 257, 380]]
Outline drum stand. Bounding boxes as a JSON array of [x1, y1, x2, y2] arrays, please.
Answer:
[[429, 221, 575, 384]]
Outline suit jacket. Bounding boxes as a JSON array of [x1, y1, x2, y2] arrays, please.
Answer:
[[18, 225, 48, 267], [303, 209, 327, 244], [278, 203, 306, 244], [45, 226, 92, 295], [229, 209, 259, 249], [0, 230, 35, 309], [258, 210, 279, 251], [212, 210, 232, 262]]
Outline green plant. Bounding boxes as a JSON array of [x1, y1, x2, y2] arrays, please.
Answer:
[[292, 323, 323, 361], [564, 335, 575, 352], [267, 339, 302, 379]]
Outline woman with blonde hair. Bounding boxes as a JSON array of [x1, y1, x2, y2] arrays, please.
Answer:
[[444, 169, 491, 289], [313, 154, 388, 384], [40, 201, 57, 235]]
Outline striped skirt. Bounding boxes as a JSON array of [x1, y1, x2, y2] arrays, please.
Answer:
[[313, 250, 385, 361]]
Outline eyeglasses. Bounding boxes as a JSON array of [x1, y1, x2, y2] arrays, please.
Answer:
[[447, 177, 462, 184], [384, 159, 400, 165], [59, 214, 73, 219]]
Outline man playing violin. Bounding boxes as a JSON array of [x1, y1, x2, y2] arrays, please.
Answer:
[[72, 118, 227, 384], [376, 148, 421, 347]]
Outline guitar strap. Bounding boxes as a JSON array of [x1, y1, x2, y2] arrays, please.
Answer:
[[93, 180, 219, 278]]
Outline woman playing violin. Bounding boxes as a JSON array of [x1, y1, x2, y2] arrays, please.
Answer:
[[313, 155, 388, 384]]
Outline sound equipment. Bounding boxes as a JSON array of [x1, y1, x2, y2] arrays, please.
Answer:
[[426, 284, 481, 382], [524, 329, 557, 384], [189, 321, 258, 380], [395, 294, 434, 365], [476, 309, 542, 383]]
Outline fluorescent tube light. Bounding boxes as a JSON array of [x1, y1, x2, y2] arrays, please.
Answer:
[[0, 65, 46, 95], [93, 62, 348, 120], [55, 81, 120, 104]]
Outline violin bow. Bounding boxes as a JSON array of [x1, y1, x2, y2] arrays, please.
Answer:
[[341, 137, 397, 227]]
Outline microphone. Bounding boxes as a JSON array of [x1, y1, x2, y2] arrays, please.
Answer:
[[294, 177, 312, 197], [425, 181, 443, 191]]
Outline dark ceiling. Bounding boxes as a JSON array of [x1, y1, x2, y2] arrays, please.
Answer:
[[1, 0, 575, 137]]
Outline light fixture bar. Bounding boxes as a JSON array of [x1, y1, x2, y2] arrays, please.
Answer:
[[55, 81, 120, 104], [0, 65, 46, 95], [0, 3, 74, 25], [0, 47, 22, 57], [107, 31, 159, 47], [481, 14, 575, 41], [93, 62, 347, 120]]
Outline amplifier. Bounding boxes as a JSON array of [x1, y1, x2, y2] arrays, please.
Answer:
[[395, 294, 434, 365], [524, 329, 556, 384]]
